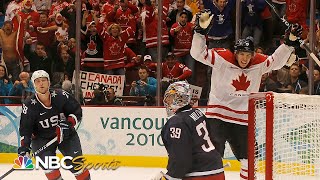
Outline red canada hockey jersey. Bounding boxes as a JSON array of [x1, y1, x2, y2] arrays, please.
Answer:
[[97, 23, 134, 70], [49, 1, 69, 18], [162, 62, 192, 80], [113, 3, 138, 44], [145, 0, 170, 48], [33, 22, 56, 48], [101, 1, 117, 24], [12, 10, 40, 65], [285, 0, 308, 29], [170, 22, 193, 57]]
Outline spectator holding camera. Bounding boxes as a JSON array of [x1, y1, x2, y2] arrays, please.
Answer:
[[106, 87, 123, 106], [9, 71, 34, 103], [130, 66, 157, 97], [88, 89, 107, 105]]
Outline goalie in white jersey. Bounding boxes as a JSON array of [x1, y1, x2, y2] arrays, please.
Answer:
[[190, 10, 303, 180]]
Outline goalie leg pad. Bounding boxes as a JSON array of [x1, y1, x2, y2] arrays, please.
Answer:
[[45, 169, 62, 180]]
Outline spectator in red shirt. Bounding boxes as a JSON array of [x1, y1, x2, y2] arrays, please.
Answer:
[[101, 0, 118, 24], [146, 52, 192, 82], [113, 0, 138, 52], [144, 0, 170, 61], [33, 12, 56, 51], [142, 55, 156, 77], [93, 10, 134, 75], [162, 53, 192, 82], [170, 10, 195, 83]]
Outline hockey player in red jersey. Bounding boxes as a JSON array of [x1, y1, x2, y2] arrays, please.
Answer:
[[18, 70, 90, 180], [190, 10, 303, 180], [152, 81, 225, 180]]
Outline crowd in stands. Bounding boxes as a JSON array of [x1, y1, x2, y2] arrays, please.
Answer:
[[0, 0, 320, 106]]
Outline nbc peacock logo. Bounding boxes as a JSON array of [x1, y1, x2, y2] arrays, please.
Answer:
[[13, 156, 34, 170]]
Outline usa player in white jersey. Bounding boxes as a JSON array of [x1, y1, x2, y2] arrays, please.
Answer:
[[190, 10, 303, 180]]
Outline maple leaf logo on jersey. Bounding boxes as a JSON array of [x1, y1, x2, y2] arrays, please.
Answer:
[[109, 43, 121, 55], [85, 40, 98, 55], [288, 3, 296, 12], [118, 14, 129, 25], [232, 73, 251, 91], [177, 30, 191, 43]]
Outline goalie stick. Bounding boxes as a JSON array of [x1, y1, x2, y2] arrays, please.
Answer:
[[0, 137, 58, 180], [264, 0, 320, 67]]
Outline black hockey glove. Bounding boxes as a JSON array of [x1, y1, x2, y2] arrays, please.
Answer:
[[194, 9, 214, 35], [18, 146, 31, 157], [56, 120, 74, 144], [288, 23, 303, 37], [284, 23, 303, 46]]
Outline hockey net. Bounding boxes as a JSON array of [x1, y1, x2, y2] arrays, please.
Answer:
[[248, 92, 320, 180]]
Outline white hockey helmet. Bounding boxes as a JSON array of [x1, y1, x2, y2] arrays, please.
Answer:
[[163, 81, 192, 116], [31, 70, 50, 86]]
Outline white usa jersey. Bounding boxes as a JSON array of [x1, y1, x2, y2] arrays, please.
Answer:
[[191, 33, 294, 125]]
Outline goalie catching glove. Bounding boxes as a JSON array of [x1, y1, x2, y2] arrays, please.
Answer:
[[194, 9, 214, 35]]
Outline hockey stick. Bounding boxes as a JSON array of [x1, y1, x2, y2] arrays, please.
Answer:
[[0, 137, 57, 180], [264, 0, 320, 67]]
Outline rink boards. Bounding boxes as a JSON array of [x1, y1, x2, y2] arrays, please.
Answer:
[[0, 106, 239, 170]]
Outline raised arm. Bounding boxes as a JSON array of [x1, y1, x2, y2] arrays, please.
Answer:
[[190, 33, 215, 68]]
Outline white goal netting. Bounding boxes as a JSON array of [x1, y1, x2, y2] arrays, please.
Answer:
[[249, 93, 320, 180]]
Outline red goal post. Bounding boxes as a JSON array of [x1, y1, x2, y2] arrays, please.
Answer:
[[248, 92, 320, 180]]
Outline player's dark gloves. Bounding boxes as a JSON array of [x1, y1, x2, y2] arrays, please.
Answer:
[[18, 146, 31, 156], [287, 23, 303, 37], [56, 120, 74, 144], [284, 23, 303, 46], [194, 9, 214, 35]]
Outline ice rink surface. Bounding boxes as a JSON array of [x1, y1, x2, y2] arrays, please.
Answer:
[[2, 164, 320, 180], [0, 164, 240, 180]]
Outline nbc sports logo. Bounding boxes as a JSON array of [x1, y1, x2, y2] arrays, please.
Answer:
[[13, 156, 34, 170]]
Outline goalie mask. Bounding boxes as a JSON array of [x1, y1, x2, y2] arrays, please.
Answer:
[[163, 81, 192, 116]]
